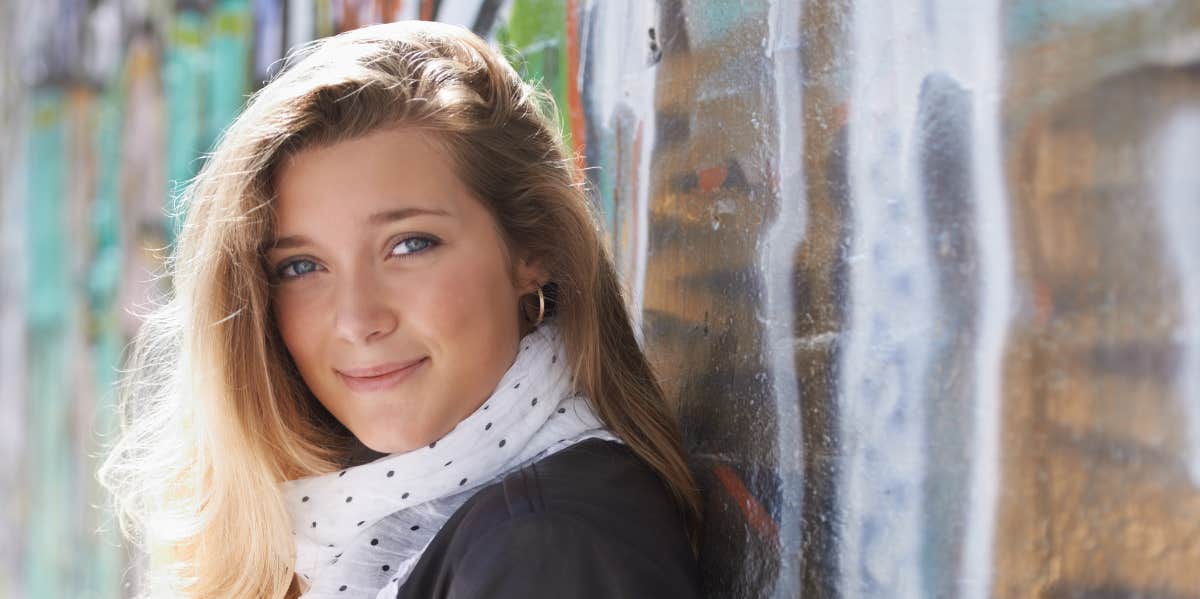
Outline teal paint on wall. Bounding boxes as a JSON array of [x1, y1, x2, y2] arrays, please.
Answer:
[[83, 59, 131, 599], [208, 0, 253, 158], [164, 1, 254, 243], [22, 89, 74, 599], [164, 9, 208, 243], [25, 92, 69, 330]]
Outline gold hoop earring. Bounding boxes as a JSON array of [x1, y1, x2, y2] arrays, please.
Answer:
[[531, 285, 545, 327]]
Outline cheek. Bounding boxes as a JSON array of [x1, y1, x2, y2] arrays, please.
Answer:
[[272, 295, 322, 369], [412, 252, 516, 339]]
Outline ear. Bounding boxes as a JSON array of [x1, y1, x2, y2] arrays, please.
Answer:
[[515, 254, 550, 293]]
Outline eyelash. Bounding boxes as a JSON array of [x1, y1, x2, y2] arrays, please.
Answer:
[[273, 235, 441, 282]]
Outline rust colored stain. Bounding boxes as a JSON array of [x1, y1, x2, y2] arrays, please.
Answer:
[[834, 100, 849, 128], [340, 0, 360, 31], [383, 0, 405, 22]]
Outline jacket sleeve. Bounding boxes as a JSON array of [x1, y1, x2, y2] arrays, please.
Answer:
[[443, 511, 700, 599]]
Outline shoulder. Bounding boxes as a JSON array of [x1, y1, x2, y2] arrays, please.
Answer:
[[397, 439, 700, 599], [458, 438, 686, 535]]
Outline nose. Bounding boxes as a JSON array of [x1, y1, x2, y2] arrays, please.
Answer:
[[332, 268, 397, 344]]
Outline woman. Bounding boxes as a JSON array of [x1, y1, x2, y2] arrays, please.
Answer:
[[98, 19, 701, 599]]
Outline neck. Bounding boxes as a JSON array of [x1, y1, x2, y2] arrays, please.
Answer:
[[342, 436, 389, 468]]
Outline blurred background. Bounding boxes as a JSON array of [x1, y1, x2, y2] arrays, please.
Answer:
[[2, 1, 1199, 598]]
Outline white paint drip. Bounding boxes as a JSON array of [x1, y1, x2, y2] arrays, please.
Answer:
[[959, 0, 1011, 597], [840, 2, 935, 596], [765, 0, 806, 596], [1153, 108, 1200, 487]]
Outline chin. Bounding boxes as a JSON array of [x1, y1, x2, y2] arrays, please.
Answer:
[[354, 432, 404, 454], [354, 424, 427, 455]]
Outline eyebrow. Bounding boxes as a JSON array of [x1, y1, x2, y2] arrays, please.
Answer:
[[270, 207, 452, 250]]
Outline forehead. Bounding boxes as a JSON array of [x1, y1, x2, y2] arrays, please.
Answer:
[[271, 128, 474, 227]]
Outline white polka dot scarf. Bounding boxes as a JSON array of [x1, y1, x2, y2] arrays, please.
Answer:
[[280, 318, 621, 598]]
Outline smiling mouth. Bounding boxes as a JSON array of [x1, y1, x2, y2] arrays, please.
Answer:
[[336, 358, 428, 392]]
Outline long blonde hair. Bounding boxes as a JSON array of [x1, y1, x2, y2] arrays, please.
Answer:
[[99, 20, 701, 599]]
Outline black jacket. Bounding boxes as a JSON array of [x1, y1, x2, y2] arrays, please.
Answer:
[[395, 438, 700, 598]]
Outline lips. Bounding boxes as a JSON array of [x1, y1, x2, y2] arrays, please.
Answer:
[[336, 358, 427, 392], [338, 358, 425, 378]]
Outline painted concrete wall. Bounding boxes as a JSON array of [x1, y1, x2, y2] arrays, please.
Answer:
[[3, 1, 1199, 597]]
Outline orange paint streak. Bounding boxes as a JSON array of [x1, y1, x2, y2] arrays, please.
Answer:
[[341, 0, 360, 31], [380, 0, 402, 23], [697, 164, 729, 192], [713, 463, 780, 542], [1034, 280, 1054, 327], [565, 0, 588, 181]]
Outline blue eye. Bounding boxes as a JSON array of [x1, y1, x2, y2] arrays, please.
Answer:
[[275, 258, 321, 280], [391, 236, 438, 257], [271, 236, 437, 283]]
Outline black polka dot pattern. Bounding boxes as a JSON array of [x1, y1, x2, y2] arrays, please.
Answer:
[[280, 321, 621, 597]]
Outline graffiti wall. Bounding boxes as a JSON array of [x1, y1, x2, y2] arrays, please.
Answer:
[[3, 1, 1199, 597]]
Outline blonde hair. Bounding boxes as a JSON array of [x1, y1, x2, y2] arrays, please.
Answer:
[[98, 20, 701, 599]]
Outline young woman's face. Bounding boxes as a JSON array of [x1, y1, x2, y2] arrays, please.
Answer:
[[268, 128, 545, 454]]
